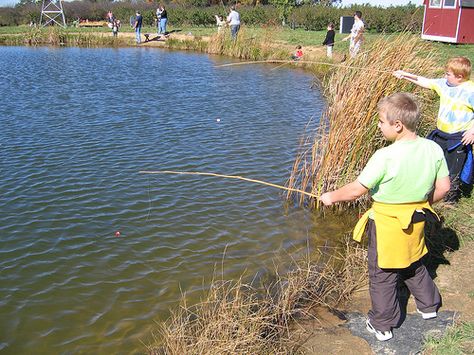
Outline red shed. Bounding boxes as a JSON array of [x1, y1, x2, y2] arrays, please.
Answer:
[[422, 0, 474, 44]]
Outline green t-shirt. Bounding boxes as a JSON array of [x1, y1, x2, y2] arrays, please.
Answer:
[[357, 137, 449, 203]]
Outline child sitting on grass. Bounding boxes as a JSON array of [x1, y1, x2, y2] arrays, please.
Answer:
[[320, 93, 450, 342], [394, 56, 474, 203], [291, 45, 303, 61]]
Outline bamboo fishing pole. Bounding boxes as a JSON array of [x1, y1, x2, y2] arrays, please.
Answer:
[[139, 170, 319, 199], [216, 59, 397, 74]]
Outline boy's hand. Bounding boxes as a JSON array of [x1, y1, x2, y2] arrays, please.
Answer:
[[319, 192, 333, 206], [461, 126, 474, 145], [393, 70, 421, 81]]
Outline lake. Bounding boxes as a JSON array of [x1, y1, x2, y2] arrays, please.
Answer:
[[0, 46, 338, 353]]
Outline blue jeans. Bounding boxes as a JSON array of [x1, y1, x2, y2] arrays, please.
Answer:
[[135, 27, 141, 43], [159, 18, 167, 34], [230, 24, 240, 40]]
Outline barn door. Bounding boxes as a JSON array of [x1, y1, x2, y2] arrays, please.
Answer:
[[440, 0, 459, 39]]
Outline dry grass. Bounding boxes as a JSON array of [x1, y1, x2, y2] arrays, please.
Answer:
[[286, 33, 441, 209], [206, 26, 289, 61], [150, 236, 367, 354]]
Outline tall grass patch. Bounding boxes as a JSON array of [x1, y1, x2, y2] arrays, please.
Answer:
[[287, 33, 441, 209], [151, 236, 367, 354]]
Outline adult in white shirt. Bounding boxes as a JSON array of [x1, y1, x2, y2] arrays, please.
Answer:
[[343, 10, 365, 59], [227, 5, 240, 40]]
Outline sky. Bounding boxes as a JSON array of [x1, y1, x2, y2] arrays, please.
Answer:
[[0, 0, 424, 8]]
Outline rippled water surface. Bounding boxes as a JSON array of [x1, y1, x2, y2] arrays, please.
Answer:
[[0, 46, 331, 353]]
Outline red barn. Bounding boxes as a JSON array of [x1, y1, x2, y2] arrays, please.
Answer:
[[422, 0, 474, 44]]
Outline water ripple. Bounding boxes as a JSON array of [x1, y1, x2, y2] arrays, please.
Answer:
[[0, 46, 326, 354]]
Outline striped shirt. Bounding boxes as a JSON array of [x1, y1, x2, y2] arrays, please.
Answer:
[[428, 79, 474, 134]]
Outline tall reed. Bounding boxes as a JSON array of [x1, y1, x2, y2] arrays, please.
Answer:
[[287, 33, 441, 209], [151, 236, 367, 354]]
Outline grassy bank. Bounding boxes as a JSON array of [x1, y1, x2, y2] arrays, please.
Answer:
[[1, 25, 473, 63]]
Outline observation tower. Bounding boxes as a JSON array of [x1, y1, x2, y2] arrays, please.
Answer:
[[40, 0, 66, 27]]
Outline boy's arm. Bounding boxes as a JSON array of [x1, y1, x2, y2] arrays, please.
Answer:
[[430, 176, 451, 204], [320, 180, 368, 206], [393, 70, 431, 89]]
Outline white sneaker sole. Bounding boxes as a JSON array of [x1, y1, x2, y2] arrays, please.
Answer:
[[366, 319, 393, 341], [416, 308, 437, 319]]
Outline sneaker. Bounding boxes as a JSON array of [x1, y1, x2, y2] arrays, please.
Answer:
[[416, 308, 437, 320], [366, 319, 393, 341]]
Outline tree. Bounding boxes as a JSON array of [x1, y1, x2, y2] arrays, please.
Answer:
[[269, 0, 296, 25]]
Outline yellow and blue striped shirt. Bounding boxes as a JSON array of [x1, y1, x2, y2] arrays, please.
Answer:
[[428, 79, 474, 134]]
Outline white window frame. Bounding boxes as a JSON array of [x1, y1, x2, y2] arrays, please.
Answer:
[[429, 0, 442, 8], [443, 0, 457, 8]]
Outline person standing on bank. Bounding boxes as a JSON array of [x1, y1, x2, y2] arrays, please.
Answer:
[[320, 93, 450, 342], [159, 5, 168, 35], [227, 5, 240, 40], [134, 11, 143, 44], [393, 57, 474, 203], [343, 11, 364, 59], [322, 22, 335, 58], [156, 6, 162, 35]]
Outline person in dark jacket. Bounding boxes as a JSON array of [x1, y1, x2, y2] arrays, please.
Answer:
[[322, 22, 335, 58]]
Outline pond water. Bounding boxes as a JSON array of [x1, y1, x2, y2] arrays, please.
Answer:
[[0, 46, 345, 353]]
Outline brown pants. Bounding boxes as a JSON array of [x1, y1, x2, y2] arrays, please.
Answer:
[[367, 219, 441, 332]]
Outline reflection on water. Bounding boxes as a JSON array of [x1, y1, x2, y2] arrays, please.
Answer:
[[0, 46, 347, 353]]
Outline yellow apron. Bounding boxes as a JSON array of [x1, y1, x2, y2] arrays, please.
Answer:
[[353, 201, 438, 269]]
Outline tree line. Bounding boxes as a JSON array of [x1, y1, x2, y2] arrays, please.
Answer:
[[0, 1, 423, 33]]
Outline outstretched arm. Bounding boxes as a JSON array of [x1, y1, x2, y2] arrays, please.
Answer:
[[320, 180, 368, 206], [393, 70, 431, 89]]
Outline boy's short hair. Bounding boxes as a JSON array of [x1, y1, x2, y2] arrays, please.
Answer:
[[328, 22, 334, 29], [446, 56, 471, 80], [354, 11, 362, 19], [377, 93, 420, 131]]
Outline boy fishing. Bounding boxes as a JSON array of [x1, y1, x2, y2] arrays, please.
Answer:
[[320, 93, 450, 341], [394, 56, 474, 203]]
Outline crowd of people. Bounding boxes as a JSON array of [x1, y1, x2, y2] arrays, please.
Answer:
[[106, 6, 366, 58]]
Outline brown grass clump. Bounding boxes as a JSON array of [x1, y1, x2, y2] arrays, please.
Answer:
[[286, 33, 441, 209], [206, 26, 289, 61], [150, 236, 367, 354]]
